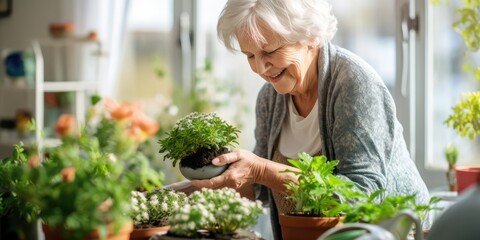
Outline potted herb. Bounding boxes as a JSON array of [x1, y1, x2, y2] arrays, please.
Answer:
[[164, 187, 264, 239], [278, 152, 366, 240], [158, 112, 240, 180], [130, 189, 188, 240], [445, 143, 459, 192]]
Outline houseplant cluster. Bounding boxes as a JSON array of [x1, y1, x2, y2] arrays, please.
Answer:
[[279, 152, 440, 240], [0, 96, 164, 239]]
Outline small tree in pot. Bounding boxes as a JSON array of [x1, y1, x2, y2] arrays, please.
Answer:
[[158, 112, 240, 180]]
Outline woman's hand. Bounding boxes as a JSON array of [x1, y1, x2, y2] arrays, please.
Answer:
[[191, 149, 267, 191]]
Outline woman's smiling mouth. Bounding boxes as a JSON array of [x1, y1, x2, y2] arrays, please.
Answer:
[[268, 69, 285, 82]]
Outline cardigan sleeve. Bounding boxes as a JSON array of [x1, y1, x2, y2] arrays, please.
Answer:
[[253, 83, 273, 204], [327, 51, 394, 196]]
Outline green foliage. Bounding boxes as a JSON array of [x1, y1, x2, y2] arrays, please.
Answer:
[[343, 189, 442, 224], [432, 0, 480, 139], [281, 153, 366, 217], [158, 112, 240, 167], [0, 108, 164, 239], [0, 144, 40, 222], [445, 91, 480, 139], [453, 0, 480, 53], [444, 143, 459, 165]]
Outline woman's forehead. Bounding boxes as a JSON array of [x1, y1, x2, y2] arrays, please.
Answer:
[[236, 21, 284, 50]]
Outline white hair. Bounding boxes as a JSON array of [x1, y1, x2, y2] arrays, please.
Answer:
[[217, 0, 338, 52]]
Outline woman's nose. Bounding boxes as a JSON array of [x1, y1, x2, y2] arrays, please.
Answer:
[[255, 57, 272, 75]]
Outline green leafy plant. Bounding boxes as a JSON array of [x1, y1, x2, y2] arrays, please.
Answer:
[[431, 0, 480, 139], [445, 143, 459, 165], [158, 112, 240, 167], [168, 187, 264, 237], [281, 152, 366, 217], [130, 188, 187, 228], [343, 189, 442, 224], [445, 91, 480, 139]]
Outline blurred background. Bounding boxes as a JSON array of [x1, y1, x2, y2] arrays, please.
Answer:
[[0, 0, 479, 192]]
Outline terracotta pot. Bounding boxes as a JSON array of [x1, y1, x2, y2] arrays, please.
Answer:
[[278, 214, 343, 240], [129, 225, 169, 240], [456, 166, 480, 194], [42, 221, 133, 240]]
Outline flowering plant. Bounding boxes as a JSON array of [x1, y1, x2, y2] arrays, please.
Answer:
[[130, 189, 187, 228], [168, 188, 264, 238], [0, 96, 164, 239], [158, 112, 240, 167]]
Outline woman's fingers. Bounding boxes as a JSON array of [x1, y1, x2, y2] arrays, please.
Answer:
[[191, 174, 227, 189], [212, 151, 241, 165]]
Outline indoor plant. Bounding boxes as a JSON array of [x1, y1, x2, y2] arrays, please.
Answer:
[[130, 188, 187, 240], [158, 112, 240, 180], [278, 152, 366, 240], [433, 0, 480, 194], [0, 96, 164, 240], [343, 189, 440, 225], [165, 187, 264, 239], [1, 139, 135, 240]]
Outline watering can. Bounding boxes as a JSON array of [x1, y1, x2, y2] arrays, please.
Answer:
[[317, 210, 423, 240]]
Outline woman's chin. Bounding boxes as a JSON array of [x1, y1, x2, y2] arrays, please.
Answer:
[[271, 83, 294, 95]]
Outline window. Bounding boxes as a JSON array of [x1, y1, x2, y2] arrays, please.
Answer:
[[424, 1, 480, 171]]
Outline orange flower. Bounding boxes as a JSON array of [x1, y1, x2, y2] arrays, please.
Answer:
[[104, 97, 135, 121], [125, 126, 143, 143], [131, 113, 160, 137], [55, 114, 76, 137], [27, 155, 40, 168], [61, 166, 76, 183]]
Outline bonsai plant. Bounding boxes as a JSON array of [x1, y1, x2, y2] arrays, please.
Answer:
[[129, 188, 187, 240], [278, 152, 366, 240], [165, 187, 264, 239], [158, 112, 240, 180]]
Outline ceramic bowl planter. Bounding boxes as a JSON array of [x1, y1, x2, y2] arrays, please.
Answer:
[[158, 112, 240, 180], [179, 163, 229, 180]]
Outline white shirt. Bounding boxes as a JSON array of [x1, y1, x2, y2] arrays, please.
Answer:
[[278, 96, 322, 159]]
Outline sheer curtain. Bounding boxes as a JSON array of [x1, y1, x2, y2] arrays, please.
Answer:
[[60, 0, 130, 97]]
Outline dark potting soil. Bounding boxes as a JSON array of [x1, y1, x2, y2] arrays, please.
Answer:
[[180, 147, 229, 169]]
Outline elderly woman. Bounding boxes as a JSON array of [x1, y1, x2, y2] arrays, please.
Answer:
[[191, 0, 430, 238]]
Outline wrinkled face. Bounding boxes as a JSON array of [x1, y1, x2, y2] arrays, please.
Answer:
[[237, 23, 318, 95]]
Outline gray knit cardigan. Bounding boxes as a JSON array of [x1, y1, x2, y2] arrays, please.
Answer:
[[252, 43, 429, 240]]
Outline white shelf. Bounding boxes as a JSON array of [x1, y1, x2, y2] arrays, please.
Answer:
[[32, 38, 103, 152], [43, 81, 97, 92]]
